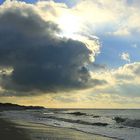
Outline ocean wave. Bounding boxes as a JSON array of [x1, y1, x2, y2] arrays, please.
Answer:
[[113, 116, 140, 128], [67, 112, 87, 116], [66, 111, 101, 118], [113, 117, 127, 123], [123, 119, 140, 128], [46, 116, 108, 126]]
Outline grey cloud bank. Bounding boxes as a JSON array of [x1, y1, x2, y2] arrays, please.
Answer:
[[0, 1, 101, 96]]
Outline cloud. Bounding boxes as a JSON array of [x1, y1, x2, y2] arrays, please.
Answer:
[[0, 0, 139, 107], [53, 95, 78, 103], [0, 0, 102, 96], [109, 28, 130, 36], [120, 52, 131, 62], [73, 0, 140, 36], [90, 62, 140, 98]]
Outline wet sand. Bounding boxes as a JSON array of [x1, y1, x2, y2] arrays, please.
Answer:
[[0, 118, 30, 140], [0, 118, 115, 140]]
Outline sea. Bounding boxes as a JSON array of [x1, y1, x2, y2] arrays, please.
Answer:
[[1, 109, 140, 140]]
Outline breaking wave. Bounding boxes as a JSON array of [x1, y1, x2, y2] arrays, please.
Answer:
[[46, 116, 108, 126], [113, 116, 140, 128]]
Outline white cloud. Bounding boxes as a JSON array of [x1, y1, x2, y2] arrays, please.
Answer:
[[112, 28, 130, 36], [72, 0, 140, 36], [7, 0, 138, 38], [91, 62, 140, 95], [120, 52, 131, 62]]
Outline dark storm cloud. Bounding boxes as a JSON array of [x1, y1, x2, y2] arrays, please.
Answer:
[[0, 1, 103, 96]]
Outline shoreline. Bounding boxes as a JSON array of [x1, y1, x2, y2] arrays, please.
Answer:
[[16, 121, 117, 140], [0, 117, 115, 140]]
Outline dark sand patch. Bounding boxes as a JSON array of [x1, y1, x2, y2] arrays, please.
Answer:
[[0, 118, 30, 140]]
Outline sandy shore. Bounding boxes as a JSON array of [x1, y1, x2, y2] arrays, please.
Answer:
[[0, 118, 30, 140], [0, 118, 115, 140]]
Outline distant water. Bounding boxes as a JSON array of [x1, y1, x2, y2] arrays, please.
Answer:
[[1, 109, 140, 140]]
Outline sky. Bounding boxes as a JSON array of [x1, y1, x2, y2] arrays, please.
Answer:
[[0, 0, 140, 108]]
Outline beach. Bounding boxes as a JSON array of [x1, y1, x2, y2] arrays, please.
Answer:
[[1, 109, 140, 140], [0, 117, 114, 140]]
